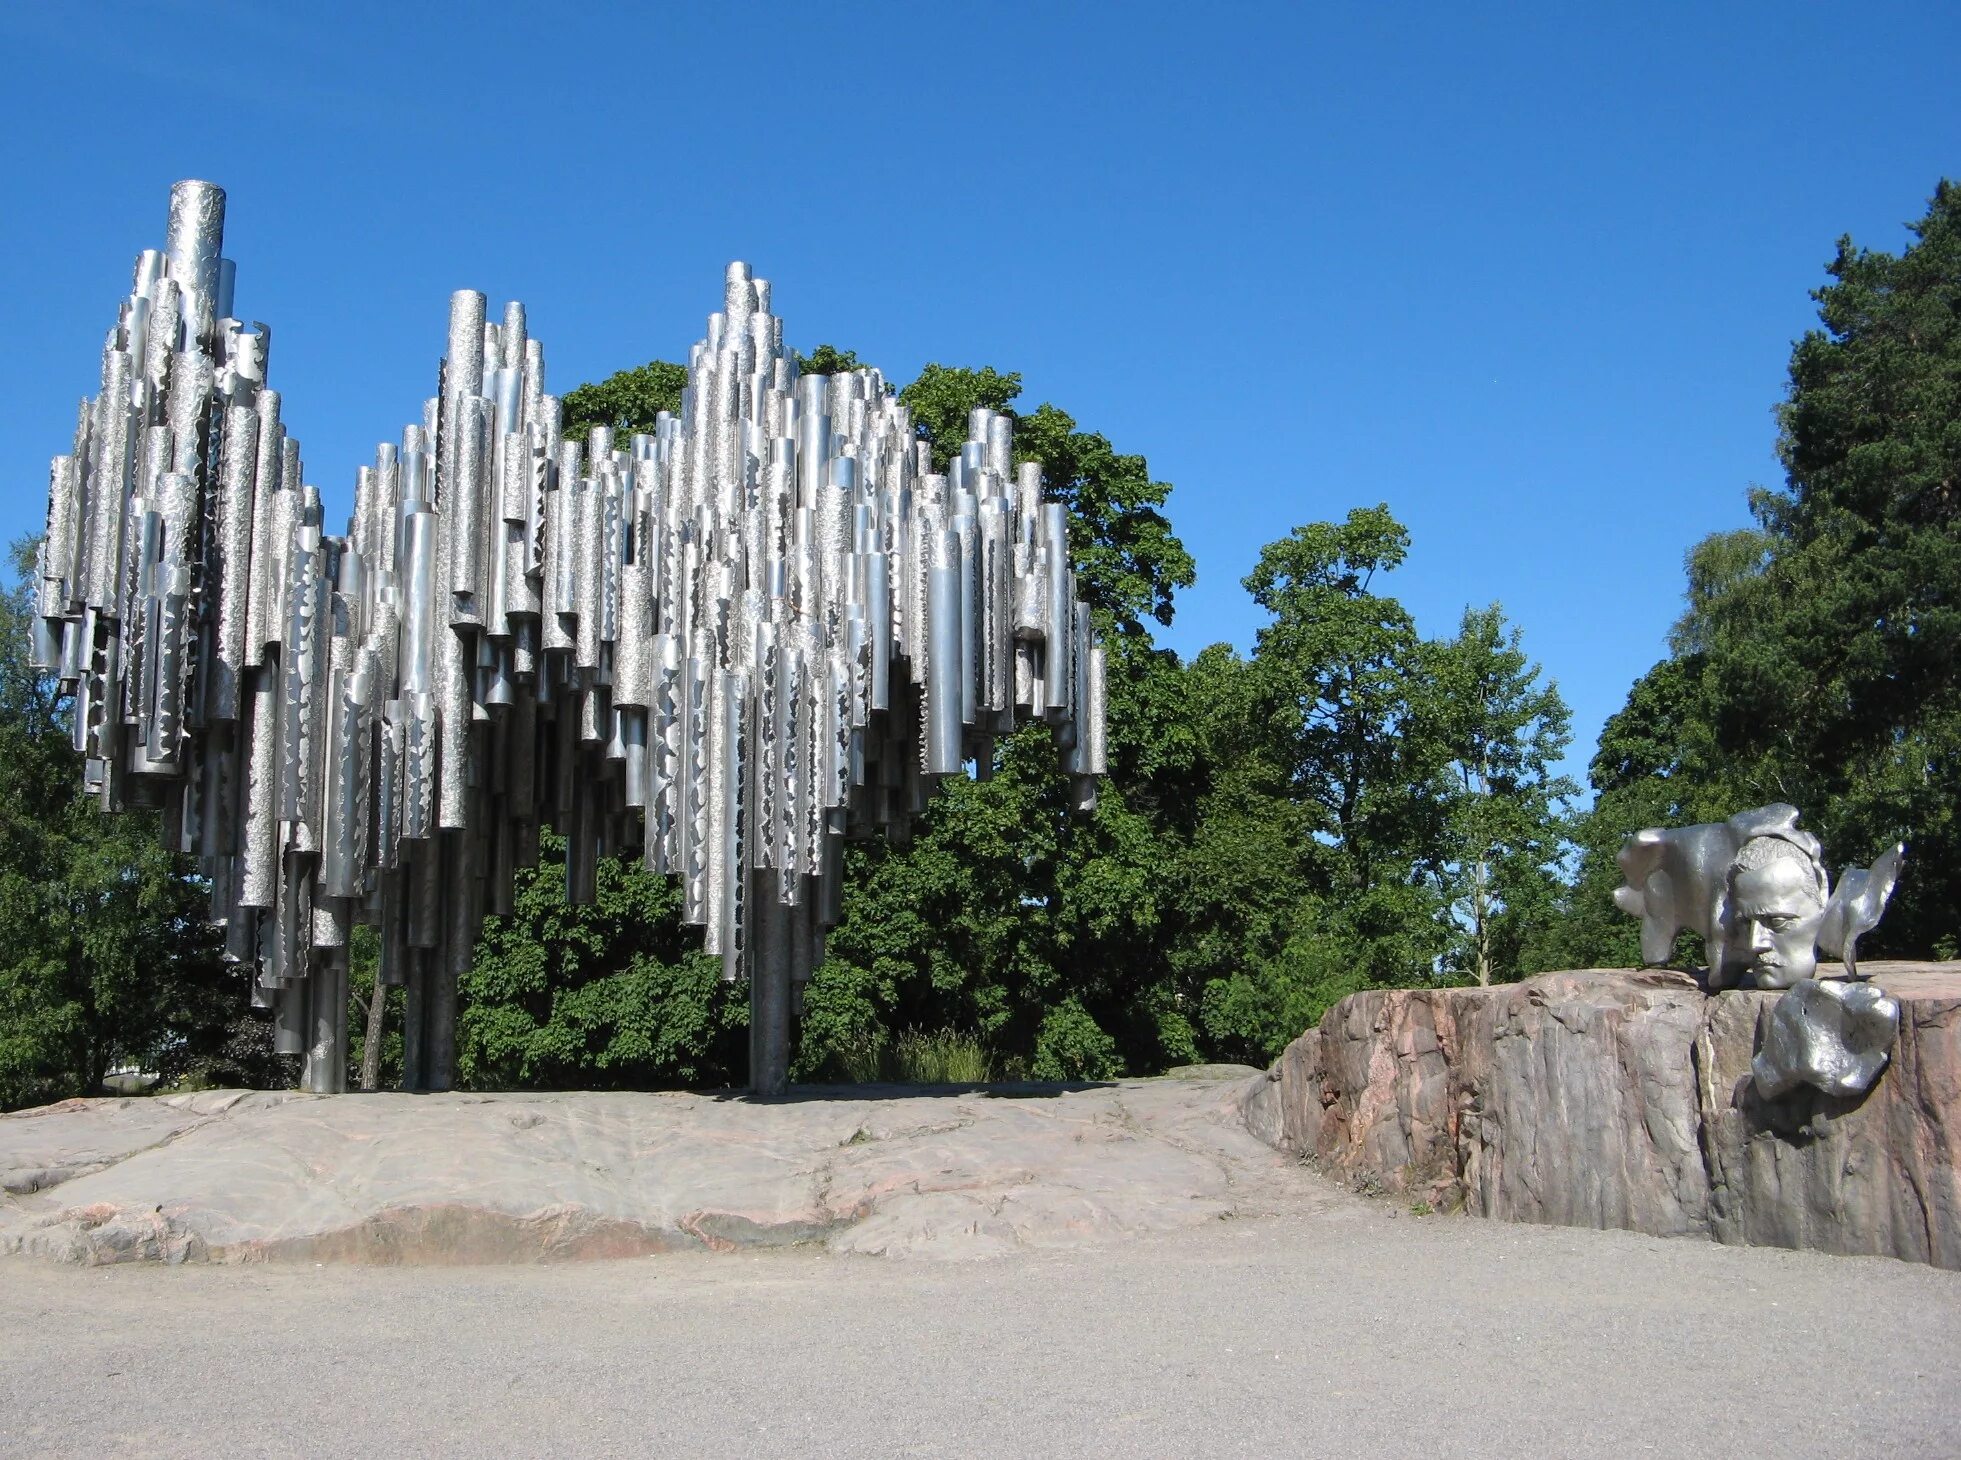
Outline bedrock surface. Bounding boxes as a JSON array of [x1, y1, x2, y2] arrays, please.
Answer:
[[1243, 962, 1961, 1268], [0, 1071, 1340, 1266]]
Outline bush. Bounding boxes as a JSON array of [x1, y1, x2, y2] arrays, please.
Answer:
[[1031, 1001, 1123, 1081]]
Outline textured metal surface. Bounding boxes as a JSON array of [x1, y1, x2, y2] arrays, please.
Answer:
[[1613, 803, 1909, 1100], [1751, 977, 1902, 1101], [33, 181, 1107, 1094], [1612, 803, 1905, 990]]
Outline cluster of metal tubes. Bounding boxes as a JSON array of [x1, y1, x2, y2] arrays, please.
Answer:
[[31, 181, 1106, 1094]]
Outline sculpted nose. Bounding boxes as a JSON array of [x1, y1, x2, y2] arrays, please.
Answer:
[[1749, 920, 1775, 952]]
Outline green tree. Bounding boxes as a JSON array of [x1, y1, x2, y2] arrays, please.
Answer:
[[810, 364, 1200, 1080], [558, 359, 688, 442], [459, 832, 745, 1088], [796, 344, 871, 378], [0, 542, 247, 1109], [1173, 643, 1336, 1058], [1429, 605, 1577, 985], [1192, 507, 1455, 1059], [1239, 506, 1445, 892]]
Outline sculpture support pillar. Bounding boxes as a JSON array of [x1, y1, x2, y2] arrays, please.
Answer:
[[747, 868, 792, 1096], [303, 950, 348, 1094], [401, 949, 428, 1092]]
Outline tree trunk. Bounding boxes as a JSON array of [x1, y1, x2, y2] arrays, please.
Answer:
[[1472, 751, 1493, 987], [359, 978, 387, 1092]]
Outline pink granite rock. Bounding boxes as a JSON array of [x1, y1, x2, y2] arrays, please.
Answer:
[[1697, 965, 1961, 1267], [0, 1074, 1334, 1266], [1251, 963, 1961, 1268]]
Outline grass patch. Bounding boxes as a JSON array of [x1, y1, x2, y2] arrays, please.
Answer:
[[828, 1027, 1002, 1086], [834, 1042, 887, 1086], [889, 1027, 995, 1085]]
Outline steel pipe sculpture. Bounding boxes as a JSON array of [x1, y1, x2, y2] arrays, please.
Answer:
[[31, 181, 1107, 1096]]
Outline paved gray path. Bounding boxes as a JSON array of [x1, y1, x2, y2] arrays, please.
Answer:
[[4, 1198, 1957, 1458]]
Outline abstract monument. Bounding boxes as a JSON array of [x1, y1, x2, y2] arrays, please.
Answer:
[[1614, 803, 1905, 1099], [29, 181, 1107, 1096]]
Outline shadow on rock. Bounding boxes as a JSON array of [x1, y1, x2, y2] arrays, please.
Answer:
[[712, 1080, 1115, 1105]]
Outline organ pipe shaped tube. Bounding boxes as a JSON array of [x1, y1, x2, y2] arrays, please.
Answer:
[[718, 668, 749, 979], [147, 563, 190, 771], [621, 708, 649, 809], [450, 395, 487, 603], [166, 348, 214, 476], [703, 661, 728, 955], [211, 405, 258, 719], [614, 562, 651, 708], [1085, 636, 1108, 776], [85, 350, 133, 614], [273, 973, 305, 1056], [239, 665, 280, 908], [446, 291, 487, 406], [925, 532, 963, 775], [435, 601, 472, 830], [956, 512, 977, 728], [549, 456, 580, 619], [402, 691, 437, 841], [1042, 505, 1073, 716], [796, 374, 828, 505], [864, 551, 891, 713], [259, 482, 296, 660], [754, 622, 780, 870], [44, 455, 81, 614], [164, 181, 226, 306], [279, 530, 327, 829], [680, 651, 708, 922], [650, 633, 680, 874], [140, 280, 177, 403], [981, 501, 1012, 718], [244, 392, 284, 664], [574, 476, 604, 670], [321, 669, 360, 898], [601, 471, 627, 646], [1063, 602, 1094, 777], [399, 508, 438, 695]]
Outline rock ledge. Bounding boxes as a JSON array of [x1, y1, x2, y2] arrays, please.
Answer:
[[0, 1072, 1338, 1266], [1242, 962, 1961, 1268]]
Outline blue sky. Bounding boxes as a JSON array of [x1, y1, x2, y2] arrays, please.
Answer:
[[2, 1, 1955, 787]]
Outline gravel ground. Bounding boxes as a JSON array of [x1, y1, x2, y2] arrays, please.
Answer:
[[3, 1196, 1956, 1459]]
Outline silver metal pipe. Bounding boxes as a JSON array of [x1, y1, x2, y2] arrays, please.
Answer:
[[163, 180, 226, 308], [926, 531, 963, 776]]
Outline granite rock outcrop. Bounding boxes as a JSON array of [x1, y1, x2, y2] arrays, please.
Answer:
[[0, 1072, 1340, 1266], [1243, 962, 1961, 1267]]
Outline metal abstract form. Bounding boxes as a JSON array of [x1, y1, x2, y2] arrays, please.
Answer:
[[30, 181, 1107, 1096], [1749, 977, 1902, 1101], [1614, 803, 1906, 1100]]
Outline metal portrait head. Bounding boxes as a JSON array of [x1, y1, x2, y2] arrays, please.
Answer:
[[1615, 803, 1904, 991], [1725, 834, 1830, 989], [1616, 806, 1909, 1101]]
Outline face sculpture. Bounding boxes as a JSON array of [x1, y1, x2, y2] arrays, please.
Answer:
[[1726, 837, 1830, 989]]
